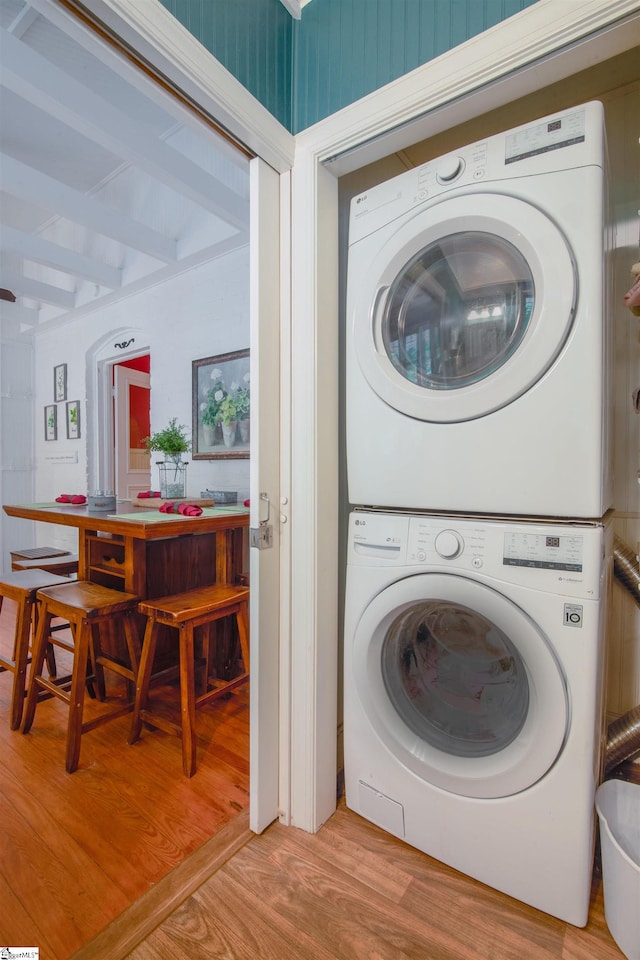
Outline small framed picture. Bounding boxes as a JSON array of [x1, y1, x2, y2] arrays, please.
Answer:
[[54, 363, 67, 402], [66, 400, 81, 439], [44, 404, 57, 441]]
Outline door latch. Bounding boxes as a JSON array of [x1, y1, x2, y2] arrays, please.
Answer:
[[250, 492, 273, 550], [250, 524, 273, 549]]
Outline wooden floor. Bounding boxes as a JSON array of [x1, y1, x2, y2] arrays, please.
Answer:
[[0, 598, 631, 960], [0, 597, 250, 958], [81, 803, 625, 960]]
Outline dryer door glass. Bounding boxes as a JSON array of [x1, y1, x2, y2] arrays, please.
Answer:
[[381, 599, 529, 757], [382, 232, 535, 390]]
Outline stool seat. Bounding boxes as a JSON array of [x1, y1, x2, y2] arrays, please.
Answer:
[[131, 583, 250, 776], [11, 547, 71, 571], [13, 555, 79, 577], [0, 570, 71, 730], [22, 581, 141, 772]]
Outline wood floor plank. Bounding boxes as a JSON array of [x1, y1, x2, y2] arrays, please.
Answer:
[[0, 598, 250, 960], [224, 827, 480, 960], [0, 869, 57, 956], [70, 811, 252, 960], [121, 808, 625, 960], [130, 869, 345, 960]]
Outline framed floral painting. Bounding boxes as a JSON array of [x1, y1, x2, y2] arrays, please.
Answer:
[[192, 349, 250, 460]]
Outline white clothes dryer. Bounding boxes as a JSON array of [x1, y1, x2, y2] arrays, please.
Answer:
[[344, 509, 612, 926], [346, 101, 612, 518]]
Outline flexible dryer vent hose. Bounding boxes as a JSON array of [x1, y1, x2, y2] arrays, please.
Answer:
[[604, 537, 640, 775]]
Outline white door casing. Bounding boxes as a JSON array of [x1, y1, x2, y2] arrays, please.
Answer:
[[249, 158, 284, 833]]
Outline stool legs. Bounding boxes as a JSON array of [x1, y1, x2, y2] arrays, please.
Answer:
[[23, 601, 140, 774], [128, 618, 160, 748], [179, 623, 197, 777], [2, 593, 34, 730], [130, 598, 249, 777]]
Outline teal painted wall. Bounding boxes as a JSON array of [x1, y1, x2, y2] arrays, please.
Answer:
[[157, 0, 540, 134], [291, 0, 540, 133], [157, 0, 293, 130]]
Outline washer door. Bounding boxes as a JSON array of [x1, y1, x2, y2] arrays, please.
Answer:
[[352, 193, 576, 422], [353, 573, 568, 798]]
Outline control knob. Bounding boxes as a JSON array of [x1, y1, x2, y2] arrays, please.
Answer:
[[436, 157, 464, 183], [434, 529, 464, 559]]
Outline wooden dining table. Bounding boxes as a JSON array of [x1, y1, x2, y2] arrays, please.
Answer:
[[4, 499, 251, 675], [3, 500, 250, 599]]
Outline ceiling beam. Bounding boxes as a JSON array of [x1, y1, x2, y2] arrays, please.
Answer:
[[0, 301, 39, 325], [1, 154, 177, 264], [1, 270, 76, 309], [3, 225, 122, 288], [8, 4, 38, 38], [1, 28, 249, 230]]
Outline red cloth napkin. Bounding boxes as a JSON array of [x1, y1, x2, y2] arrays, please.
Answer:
[[158, 501, 202, 516], [55, 494, 86, 504]]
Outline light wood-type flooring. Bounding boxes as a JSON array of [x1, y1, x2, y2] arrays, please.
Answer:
[[0, 597, 250, 958], [81, 803, 626, 960], [1, 597, 632, 960]]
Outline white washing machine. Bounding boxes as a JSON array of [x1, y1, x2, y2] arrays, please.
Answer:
[[346, 101, 612, 518], [344, 509, 612, 926]]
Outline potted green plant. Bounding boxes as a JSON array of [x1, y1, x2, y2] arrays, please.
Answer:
[[143, 418, 190, 497]]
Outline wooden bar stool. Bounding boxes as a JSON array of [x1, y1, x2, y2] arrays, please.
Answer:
[[13, 554, 79, 578], [22, 581, 141, 773], [0, 570, 73, 730], [130, 583, 250, 777], [10, 547, 71, 571]]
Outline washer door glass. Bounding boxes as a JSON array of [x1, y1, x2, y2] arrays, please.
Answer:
[[352, 193, 576, 423], [353, 573, 568, 798], [382, 599, 529, 758], [383, 233, 534, 391]]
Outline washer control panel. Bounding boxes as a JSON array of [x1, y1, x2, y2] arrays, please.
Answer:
[[348, 511, 605, 601], [503, 531, 583, 572]]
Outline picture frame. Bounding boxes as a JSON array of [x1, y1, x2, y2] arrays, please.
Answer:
[[44, 404, 57, 441], [192, 349, 250, 460], [54, 363, 67, 402], [66, 400, 81, 439]]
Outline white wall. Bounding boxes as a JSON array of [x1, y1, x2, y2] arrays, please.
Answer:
[[0, 325, 36, 571], [23, 246, 249, 555]]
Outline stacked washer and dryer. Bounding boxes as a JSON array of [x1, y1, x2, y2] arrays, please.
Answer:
[[344, 101, 614, 927]]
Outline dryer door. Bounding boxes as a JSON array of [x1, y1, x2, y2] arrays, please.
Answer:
[[353, 573, 568, 799], [353, 193, 576, 422]]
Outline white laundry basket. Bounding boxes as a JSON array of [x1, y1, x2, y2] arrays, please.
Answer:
[[595, 779, 640, 960]]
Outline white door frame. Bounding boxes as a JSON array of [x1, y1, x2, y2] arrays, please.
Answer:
[[88, 0, 639, 834]]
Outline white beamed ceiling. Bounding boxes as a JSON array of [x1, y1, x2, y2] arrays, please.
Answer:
[[0, 0, 250, 332]]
